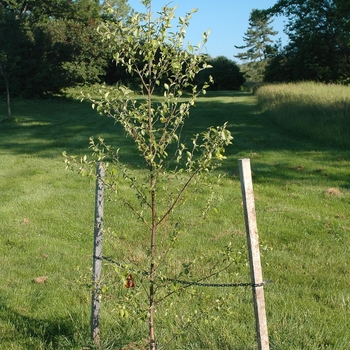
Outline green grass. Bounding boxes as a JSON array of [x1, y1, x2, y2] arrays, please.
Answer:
[[1, 88, 350, 349]]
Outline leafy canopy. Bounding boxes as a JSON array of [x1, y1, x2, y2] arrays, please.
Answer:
[[263, 0, 350, 83], [90, 1, 232, 173]]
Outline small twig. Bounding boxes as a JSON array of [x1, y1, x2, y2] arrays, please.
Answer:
[[123, 199, 152, 230]]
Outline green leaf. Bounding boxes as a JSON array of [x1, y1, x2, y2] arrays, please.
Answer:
[[172, 62, 181, 70]]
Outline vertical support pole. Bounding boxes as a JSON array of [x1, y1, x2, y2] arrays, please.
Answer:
[[238, 158, 270, 350], [91, 162, 105, 346]]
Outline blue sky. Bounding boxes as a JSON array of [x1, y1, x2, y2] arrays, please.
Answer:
[[128, 0, 288, 61]]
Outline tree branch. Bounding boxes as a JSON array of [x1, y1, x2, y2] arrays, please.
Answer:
[[157, 168, 200, 227]]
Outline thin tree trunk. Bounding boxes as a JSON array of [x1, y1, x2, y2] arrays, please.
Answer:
[[5, 75, 12, 121], [148, 123, 157, 350], [149, 182, 156, 350], [0, 65, 12, 120], [147, 39, 157, 348]]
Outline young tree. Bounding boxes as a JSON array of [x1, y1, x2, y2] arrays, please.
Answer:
[[235, 9, 278, 81], [65, 1, 233, 348]]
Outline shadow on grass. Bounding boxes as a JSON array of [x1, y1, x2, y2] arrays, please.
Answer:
[[1, 92, 349, 185], [0, 300, 88, 348]]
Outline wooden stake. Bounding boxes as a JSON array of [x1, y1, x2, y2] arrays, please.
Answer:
[[238, 158, 270, 350], [91, 162, 105, 346]]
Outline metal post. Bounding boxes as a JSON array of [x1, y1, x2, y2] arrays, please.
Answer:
[[238, 158, 270, 350], [91, 162, 105, 346]]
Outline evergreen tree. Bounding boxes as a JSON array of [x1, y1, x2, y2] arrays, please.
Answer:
[[235, 9, 278, 81]]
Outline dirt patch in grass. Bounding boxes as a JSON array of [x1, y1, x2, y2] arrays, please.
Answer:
[[325, 187, 341, 196]]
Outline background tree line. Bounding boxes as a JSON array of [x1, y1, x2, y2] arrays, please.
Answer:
[[0, 0, 244, 102], [237, 0, 350, 84], [3, 0, 346, 102], [0, 0, 130, 99], [265, 0, 350, 83]]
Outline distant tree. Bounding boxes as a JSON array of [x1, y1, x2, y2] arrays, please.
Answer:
[[0, 9, 29, 119], [0, 0, 101, 22], [263, 50, 293, 83], [235, 9, 278, 81], [101, 0, 131, 21], [0, 0, 132, 97], [263, 0, 350, 83], [196, 56, 245, 90], [37, 18, 110, 88]]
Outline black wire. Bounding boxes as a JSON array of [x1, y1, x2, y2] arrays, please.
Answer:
[[99, 256, 273, 288]]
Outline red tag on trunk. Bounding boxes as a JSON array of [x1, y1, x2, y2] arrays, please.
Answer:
[[126, 274, 135, 288]]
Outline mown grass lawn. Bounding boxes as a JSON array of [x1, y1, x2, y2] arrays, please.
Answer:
[[0, 89, 349, 349]]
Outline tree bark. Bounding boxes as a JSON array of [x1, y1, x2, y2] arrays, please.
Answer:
[[0, 64, 12, 121]]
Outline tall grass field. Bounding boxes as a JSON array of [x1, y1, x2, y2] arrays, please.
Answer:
[[0, 84, 350, 349], [256, 82, 350, 147]]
